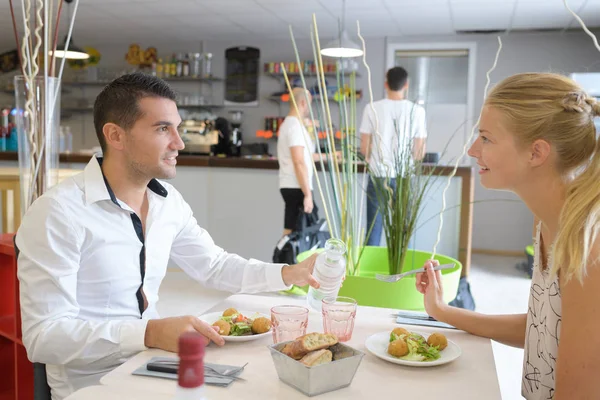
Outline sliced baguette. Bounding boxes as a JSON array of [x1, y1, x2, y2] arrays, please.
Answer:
[[300, 349, 333, 367], [281, 332, 338, 360]]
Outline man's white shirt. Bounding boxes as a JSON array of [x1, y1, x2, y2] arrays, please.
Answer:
[[16, 156, 290, 399], [359, 99, 427, 177]]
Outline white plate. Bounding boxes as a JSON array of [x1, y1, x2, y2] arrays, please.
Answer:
[[198, 310, 272, 342], [365, 330, 461, 367]]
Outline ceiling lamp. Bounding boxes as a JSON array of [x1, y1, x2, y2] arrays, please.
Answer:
[[49, 0, 89, 60], [320, 0, 364, 58]]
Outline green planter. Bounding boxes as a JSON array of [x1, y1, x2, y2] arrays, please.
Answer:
[[296, 246, 462, 311]]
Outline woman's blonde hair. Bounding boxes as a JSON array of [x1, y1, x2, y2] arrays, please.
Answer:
[[485, 72, 600, 283]]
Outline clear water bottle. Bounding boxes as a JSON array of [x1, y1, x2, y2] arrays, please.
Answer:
[[307, 239, 347, 311]]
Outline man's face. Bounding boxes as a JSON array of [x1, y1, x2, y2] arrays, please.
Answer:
[[123, 97, 184, 180]]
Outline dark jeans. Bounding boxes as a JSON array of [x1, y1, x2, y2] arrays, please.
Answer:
[[366, 177, 396, 246]]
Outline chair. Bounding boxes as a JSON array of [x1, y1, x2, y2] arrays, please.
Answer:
[[13, 235, 52, 400]]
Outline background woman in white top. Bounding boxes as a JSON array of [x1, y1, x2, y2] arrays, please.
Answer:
[[277, 88, 317, 236], [416, 73, 600, 399]]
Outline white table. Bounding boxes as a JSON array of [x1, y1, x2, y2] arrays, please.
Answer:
[[96, 294, 501, 399], [64, 385, 171, 400]]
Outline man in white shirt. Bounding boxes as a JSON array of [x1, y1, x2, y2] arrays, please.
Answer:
[[359, 66, 428, 246], [276, 87, 317, 236], [16, 73, 319, 400]]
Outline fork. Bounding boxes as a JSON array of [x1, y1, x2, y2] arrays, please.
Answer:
[[205, 362, 248, 376], [375, 263, 455, 283]]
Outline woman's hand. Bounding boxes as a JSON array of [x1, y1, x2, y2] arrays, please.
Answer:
[[415, 259, 446, 320]]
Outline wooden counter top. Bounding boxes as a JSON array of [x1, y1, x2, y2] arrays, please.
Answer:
[[0, 152, 473, 178]]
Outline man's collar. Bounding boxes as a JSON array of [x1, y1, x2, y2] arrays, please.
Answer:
[[83, 156, 168, 206]]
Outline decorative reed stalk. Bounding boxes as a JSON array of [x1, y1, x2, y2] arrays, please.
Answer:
[[10, 0, 80, 210], [283, 16, 369, 276]]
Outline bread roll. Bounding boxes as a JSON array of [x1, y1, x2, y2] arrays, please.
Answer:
[[281, 332, 339, 360], [300, 349, 333, 367]]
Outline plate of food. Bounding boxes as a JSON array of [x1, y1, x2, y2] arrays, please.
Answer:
[[365, 327, 461, 367], [199, 308, 272, 342]]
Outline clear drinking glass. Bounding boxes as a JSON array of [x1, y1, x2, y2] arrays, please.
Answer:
[[322, 296, 357, 342], [271, 305, 309, 344]]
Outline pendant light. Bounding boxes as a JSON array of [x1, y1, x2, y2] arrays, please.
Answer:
[[49, 0, 89, 60], [320, 0, 364, 58]]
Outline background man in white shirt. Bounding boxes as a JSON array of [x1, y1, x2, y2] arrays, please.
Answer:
[[277, 87, 317, 236], [15, 73, 319, 400], [359, 67, 428, 246]]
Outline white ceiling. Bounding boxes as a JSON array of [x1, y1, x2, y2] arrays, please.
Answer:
[[1, 0, 599, 49]]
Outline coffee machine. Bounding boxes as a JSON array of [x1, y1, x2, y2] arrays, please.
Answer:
[[178, 119, 218, 155]]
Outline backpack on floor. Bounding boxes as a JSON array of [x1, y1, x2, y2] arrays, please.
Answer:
[[272, 208, 330, 265]]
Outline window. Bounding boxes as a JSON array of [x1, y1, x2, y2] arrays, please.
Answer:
[[387, 43, 476, 165]]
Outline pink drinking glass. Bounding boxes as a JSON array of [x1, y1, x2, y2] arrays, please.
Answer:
[[322, 296, 357, 342], [270, 305, 309, 344]]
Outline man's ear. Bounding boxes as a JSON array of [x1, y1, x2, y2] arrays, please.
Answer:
[[103, 123, 126, 152], [529, 139, 551, 167]]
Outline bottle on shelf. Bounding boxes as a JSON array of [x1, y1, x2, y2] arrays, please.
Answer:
[[203, 53, 213, 78], [170, 54, 178, 78], [175, 331, 208, 400], [176, 53, 183, 77], [65, 125, 73, 154], [0, 108, 9, 152], [307, 238, 347, 311], [156, 58, 164, 78], [190, 53, 202, 78], [182, 54, 190, 77]]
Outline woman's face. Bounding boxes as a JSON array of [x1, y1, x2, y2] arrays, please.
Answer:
[[468, 106, 534, 191]]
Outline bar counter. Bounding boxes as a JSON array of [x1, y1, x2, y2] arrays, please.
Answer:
[[0, 152, 473, 276]]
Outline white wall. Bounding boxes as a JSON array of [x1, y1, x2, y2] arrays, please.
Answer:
[[6, 29, 598, 253], [388, 30, 600, 253]]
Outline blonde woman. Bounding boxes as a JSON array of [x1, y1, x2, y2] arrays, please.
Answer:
[[416, 73, 600, 399]]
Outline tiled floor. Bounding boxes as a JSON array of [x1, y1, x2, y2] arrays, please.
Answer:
[[469, 254, 531, 400], [158, 253, 532, 400]]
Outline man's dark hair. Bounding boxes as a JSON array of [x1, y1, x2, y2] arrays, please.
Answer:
[[93, 72, 177, 152], [386, 67, 409, 91]]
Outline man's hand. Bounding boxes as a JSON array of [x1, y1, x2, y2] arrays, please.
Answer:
[[145, 316, 225, 353], [303, 194, 314, 213], [282, 254, 320, 288]]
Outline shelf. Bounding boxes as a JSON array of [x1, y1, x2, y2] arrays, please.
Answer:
[[268, 95, 362, 103], [60, 104, 223, 114], [0, 337, 16, 400], [1, 88, 71, 95], [62, 76, 223, 86], [176, 104, 223, 109], [266, 71, 360, 78], [62, 106, 93, 113], [256, 130, 347, 140], [0, 234, 31, 400]]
